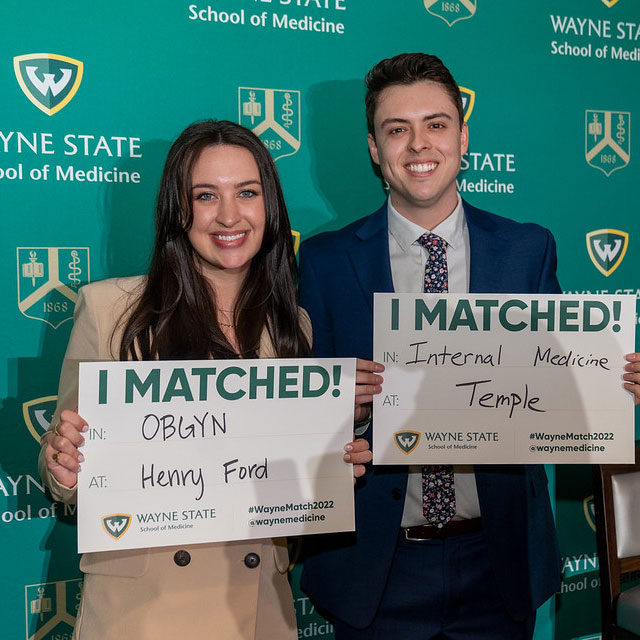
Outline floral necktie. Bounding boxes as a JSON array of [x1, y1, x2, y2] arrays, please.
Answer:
[[417, 233, 455, 528]]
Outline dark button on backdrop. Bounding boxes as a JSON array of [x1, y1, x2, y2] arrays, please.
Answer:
[[174, 550, 191, 567], [244, 552, 260, 569], [391, 488, 402, 500]]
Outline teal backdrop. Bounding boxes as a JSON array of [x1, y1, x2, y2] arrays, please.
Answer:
[[1, 1, 638, 638]]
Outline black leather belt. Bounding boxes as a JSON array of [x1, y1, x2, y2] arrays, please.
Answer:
[[402, 518, 483, 541]]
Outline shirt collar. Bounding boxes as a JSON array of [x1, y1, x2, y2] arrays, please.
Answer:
[[387, 194, 465, 252]]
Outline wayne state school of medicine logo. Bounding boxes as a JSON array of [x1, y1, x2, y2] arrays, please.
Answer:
[[17, 247, 90, 329], [103, 514, 132, 540], [585, 110, 630, 176], [601, 0, 619, 7], [25, 578, 82, 640], [586, 229, 629, 277], [23, 396, 57, 443], [583, 495, 597, 532], [239, 87, 301, 161], [14, 53, 83, 116], [424, 0, 476, 26], [394, 430, 421, 454], [459, 86, 475, 122]]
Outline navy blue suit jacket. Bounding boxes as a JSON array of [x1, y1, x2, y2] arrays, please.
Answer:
[[299, 200, 562, 629]]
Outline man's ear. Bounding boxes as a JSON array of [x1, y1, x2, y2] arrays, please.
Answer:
[[368, 133, 380, 165], [460, 122, 469, 156]]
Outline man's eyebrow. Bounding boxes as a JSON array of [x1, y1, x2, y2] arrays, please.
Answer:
[[378, 112, 454, 128]]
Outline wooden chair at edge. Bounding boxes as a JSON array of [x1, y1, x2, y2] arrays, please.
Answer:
[[594, 447, 640, 640]]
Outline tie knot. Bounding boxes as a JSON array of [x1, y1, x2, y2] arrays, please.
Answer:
[[417, 232, 446, 251]]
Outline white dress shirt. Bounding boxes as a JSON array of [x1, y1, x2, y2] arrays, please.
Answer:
[[387, 195, 482, 527]]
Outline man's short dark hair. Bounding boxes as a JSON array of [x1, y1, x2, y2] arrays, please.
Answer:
[[365, 53, 464, 136]]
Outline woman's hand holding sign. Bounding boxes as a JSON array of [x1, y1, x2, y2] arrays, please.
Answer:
[[44, 409, 87, 489]]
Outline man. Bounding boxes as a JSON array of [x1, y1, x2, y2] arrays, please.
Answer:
[[299, 53, 564, 639]]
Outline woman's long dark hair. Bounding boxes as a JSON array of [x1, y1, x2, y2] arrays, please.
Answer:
[[118, 120, 311, 360]]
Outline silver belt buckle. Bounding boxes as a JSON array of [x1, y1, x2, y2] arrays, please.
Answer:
[[402, 527, 432, 542]]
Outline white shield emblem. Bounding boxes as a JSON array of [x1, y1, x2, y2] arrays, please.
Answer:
[[17, 247, 90, 329], [25, 578, 83, 640], [585, 110, 630, 176], [238, 87, 301, 160], [14, 53, 83, 116], [424, 0, 477, 26]]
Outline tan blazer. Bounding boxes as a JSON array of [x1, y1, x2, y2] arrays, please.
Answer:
[[39, 277, 311, 640]]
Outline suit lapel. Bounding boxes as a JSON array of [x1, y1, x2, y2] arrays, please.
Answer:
[[348, 201, 504, 302], [348, 204, 395, 309], [465, 201, 503, 294]]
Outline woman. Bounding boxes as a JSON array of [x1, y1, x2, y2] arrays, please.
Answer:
[[38, 120, 377, 639]]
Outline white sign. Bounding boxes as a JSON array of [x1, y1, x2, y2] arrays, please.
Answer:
[[77, 358, 356, 553], [373, 294, 636, 464]]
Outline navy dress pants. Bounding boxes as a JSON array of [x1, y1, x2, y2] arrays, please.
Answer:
[[332, 531, 535, 640]]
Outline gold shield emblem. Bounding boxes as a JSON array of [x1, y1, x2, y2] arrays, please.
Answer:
[[583, 495, 596, 532], [586, 229, 629, 277], [459, 86, 475, 122], [23, 396, 57, 443], [14, 53, 83, 116], [291, 230, 300, 256]]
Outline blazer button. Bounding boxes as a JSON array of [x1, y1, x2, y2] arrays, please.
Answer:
[[173, 550, 191, 567], [244, 552, 260, 569], [391, 488, 402, 500]]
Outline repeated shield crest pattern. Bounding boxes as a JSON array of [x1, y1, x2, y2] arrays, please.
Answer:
[[17, 247, 89, 329], [25, 579, 82, 640], [239, 87, 301, 161], [424, 0, 477, 27], [14, 53, 83, 116], [586, 229, 629, 277], [459, 86, 475, 122], [583, 495, 596, 532], [23, 396, 57, 443], [585, 110, 630, 176], [291, 230, 301, 256]]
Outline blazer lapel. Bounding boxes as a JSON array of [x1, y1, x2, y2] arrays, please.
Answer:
[[347, 204, 395, 310]]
